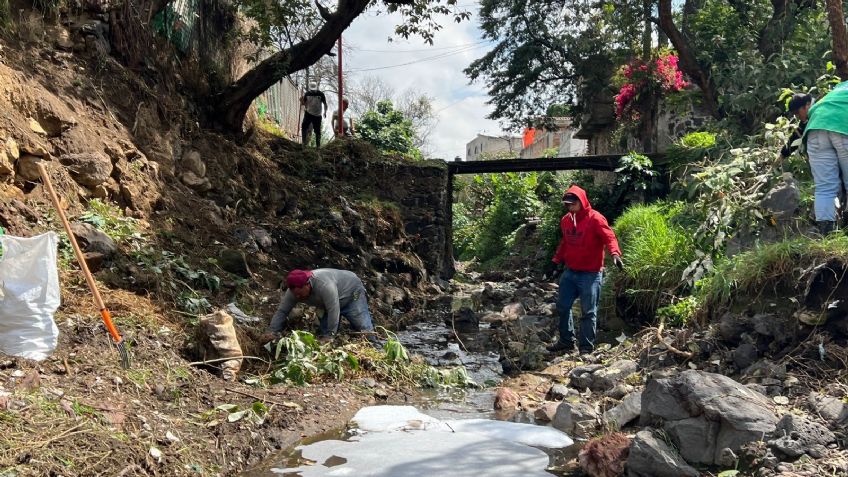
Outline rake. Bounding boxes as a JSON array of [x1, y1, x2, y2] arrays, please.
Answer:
[[37, 163, 132, 369]]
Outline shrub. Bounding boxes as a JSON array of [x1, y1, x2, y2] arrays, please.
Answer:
[[608, 202, 697, 321], [666, 131, 718, 165]]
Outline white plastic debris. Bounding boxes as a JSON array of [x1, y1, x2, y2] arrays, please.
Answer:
[[275, 405, 574, 477], [0, 233, 60, 361]]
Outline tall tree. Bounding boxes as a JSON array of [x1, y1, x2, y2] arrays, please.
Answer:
[[825, 0, 848, 79], [213, 0, 469, 132]]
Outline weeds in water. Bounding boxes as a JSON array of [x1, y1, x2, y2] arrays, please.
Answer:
[[268, 330, 476, 389]]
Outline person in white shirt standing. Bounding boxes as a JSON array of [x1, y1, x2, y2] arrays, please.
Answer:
[[301, 82, 327, 147]]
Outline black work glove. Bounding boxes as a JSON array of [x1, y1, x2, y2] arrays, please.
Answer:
[[613, 255, 624, 271], [550, 263, 564, 282]]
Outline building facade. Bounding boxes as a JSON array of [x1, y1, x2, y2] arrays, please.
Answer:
[[464, 134, 524, 161]]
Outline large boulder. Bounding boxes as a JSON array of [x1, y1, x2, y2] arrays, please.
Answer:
[[641, 370, 779, 466], [760, 173, 800, 220], [59, 152, 113, 187], [626, 430, 699, 477]]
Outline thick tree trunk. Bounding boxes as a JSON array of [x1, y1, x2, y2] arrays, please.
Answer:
[[658, 0, 722, 119], [213, 0, 371, 132], [825, 0, 848, 80], [758, 0, 816, 59]]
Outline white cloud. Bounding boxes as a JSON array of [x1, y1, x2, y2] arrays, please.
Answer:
[[342, 3, 510, 159]]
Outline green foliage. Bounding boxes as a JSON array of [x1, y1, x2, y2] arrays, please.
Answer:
[[213, 402, 269, 425], [698, 235, 848, 313], [357, 100, 422, 160], [656, 296, 699, 327], [615, 152, 657, 192], [79, 199, 142, 244], [471, 173, 541, 264], [271, 331, 360, 385], [452, 202, 478, 260], [610, 202, 697, 319], [666, 132, 718, 165]]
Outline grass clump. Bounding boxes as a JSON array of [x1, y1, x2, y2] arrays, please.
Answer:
[[697, 234, 848, 313], [608, 202, 697, 320]]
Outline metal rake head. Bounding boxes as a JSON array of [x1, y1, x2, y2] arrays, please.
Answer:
[[115, 340, 132, 369]]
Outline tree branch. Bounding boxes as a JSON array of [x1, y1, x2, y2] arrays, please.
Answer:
[[657, 0, 721, 119], [214, 0, 371, 131]]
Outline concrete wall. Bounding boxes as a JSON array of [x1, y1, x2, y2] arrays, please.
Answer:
[[465, 134, 522, 161]]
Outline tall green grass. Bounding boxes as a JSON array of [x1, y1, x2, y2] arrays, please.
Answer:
[[698, 234, 848, 312], [608, 202, 697, 320]]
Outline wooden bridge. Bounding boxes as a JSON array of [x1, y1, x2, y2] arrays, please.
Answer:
[[446, 153, 667, 175]]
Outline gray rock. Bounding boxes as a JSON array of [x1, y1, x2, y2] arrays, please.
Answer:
[[768, 413, 835, 459], [501, 302, 526, 320], [251, 228, 274, 252], [626, 430, 699, 477], [591, 360, 638, 391], [218, 249, 251, 277], [641, 370, 779, 465], [568, 364, 604, 390], [69, 222, 116, 257], [603, 390, 642, 429], [180, 171, 212, 192], [448, 307, 478, 333], [60, 153, 113, 187], [605, 383, 635, 400], [760, 174, 800, 220], [807, 392, 848, 428], [552, 401, 598, 437], [546, 383, 570, 401], [734, 343, 759, 370]]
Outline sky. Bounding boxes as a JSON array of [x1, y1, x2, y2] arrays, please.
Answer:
[[342, 2, 509, 160]]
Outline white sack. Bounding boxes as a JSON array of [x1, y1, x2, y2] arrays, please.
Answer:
[[0, 233, 61, 360]]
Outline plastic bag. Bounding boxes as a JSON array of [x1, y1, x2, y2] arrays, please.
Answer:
[[0, 233, 61, 360]]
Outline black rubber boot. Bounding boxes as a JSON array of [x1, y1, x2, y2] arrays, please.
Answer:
[[817, 221, 836, 235], [546, 341, 575, 353]]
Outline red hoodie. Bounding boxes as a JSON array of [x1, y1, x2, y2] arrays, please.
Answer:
[[552, 185, 622, 272]]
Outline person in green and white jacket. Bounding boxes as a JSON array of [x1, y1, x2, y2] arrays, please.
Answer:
[[804, 80, 848, 234]]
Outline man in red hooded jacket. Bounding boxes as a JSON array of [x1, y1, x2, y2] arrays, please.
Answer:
[[548, 185, 623, 355]]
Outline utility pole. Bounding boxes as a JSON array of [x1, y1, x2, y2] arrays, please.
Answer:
[[337, 35, 344, 136]]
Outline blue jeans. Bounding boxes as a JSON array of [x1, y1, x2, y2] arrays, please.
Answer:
[[556, 269, 603, 352], [807, 129, 848, 222], [319, 288, 375, 339]]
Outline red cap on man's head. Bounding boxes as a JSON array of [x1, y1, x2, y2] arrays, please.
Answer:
[[286, 269, 313, 288]]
